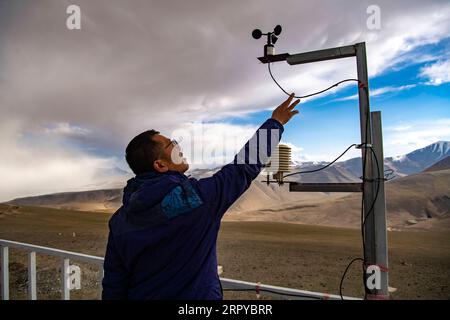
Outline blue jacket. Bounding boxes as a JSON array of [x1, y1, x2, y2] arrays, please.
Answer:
[[102, 118, 284, 299]]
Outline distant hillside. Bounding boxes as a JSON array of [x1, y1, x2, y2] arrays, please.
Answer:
[[188, 141, 450, 183], [6, 168, 449, 231], [6, 141, 450, 230], [225, 168, 450, 231], [385, 169, 450, 223], [424, 156, 450, 172], [8, 189, 123, 212], [290, 140, 450, 182]]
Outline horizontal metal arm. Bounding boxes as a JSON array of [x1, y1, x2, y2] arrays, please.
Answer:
[[257, 43, 359, 65], [257, 53, 290, 64], [286, 44, 357, 65], [289, 182, 363, 192]]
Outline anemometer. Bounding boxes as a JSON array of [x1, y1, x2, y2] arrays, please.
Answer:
[[252, 25, 283, 57]]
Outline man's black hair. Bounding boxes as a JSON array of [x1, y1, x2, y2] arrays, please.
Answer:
[[125, 129, 163, 175]]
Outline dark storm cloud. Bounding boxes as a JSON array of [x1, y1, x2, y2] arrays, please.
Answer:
[[1, 0, 449, 200]]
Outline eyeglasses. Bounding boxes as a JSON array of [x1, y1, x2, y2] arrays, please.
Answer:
[[165, 139, 179, 149]]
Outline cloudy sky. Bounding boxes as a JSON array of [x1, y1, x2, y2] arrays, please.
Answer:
[[0, 0, 449, 201]]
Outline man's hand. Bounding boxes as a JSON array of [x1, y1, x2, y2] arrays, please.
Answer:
[[271, 93, 300, 125]]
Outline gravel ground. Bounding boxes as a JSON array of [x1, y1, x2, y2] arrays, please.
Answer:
[[1, 205, 449, 300]]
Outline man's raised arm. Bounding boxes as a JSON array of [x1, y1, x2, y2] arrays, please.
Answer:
[[190, 93, 300, 221]]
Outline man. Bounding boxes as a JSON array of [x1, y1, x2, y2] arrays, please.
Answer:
[[102, 93, 300, 299]]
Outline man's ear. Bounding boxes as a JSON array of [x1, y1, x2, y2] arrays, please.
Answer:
[[153, 159, 169, 173]]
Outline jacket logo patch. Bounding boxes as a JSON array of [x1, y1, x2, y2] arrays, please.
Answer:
[[161, 182, 203, 219]]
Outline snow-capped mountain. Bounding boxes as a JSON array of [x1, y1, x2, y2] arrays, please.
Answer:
[[384, 141, 450, 175], [6, 141, 449, 207], [285, 141, 450, 182], [185, 141, 450, 182]]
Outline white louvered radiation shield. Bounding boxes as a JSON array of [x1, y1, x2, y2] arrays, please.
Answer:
[[264, 144, 291, 184]]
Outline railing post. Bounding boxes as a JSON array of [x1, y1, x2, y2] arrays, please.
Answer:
[[28, 251, 37, 300], [1, 246, 9, 300], [99, 267, 104, 300], [61, 258, 70, 300]]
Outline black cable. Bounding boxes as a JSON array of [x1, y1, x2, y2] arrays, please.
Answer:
[[357, 91, 371, 300], [360, 110, 370, 300], [259, 66, 382, 300], [356, 147, 381, 300], [339, 86, 374, 300], [222, 288, 323, 300], [354, 87, 372, 300], [279, 140, 379, 301], [339, 148, 373, 301], [339, 258, 364, 300], [354, 89, 383, 300], [268, 62, 361, 100], [283, 144, 357, 179], [360, 189, 367, 299], [363, 147, 381, 226], [357, 146, 381, 300], [281, 141, 378, 301]]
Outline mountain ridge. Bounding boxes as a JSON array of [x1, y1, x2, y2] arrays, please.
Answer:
[[5, 141, 450, 230]]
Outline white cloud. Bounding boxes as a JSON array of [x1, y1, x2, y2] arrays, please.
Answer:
[[0, 119, 130, 202], [279, 141, 362, 163], [1, 0, 450, 199], [365, 4, 450, 77], [171, 121, 258, 168], [170, 122, 311, 169], [420, 59, 450, 85], [334, 84, 417, 101], [384, 119, 450, 156], [278, 141, 304, 163], [386, 124, 413, 132], [43, 122, 90, 137]]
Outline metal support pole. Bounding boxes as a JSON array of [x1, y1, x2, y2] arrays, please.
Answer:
[[258, 42, 389, 299], [1, 246, 9, 300], [28, 251, 37, 300], [61, 258, 70, 300], [289, 182, 363, 192], [368, 111, 389, 298], [355, 43, 377, 296]]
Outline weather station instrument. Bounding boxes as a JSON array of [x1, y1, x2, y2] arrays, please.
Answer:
[[252, 25, 389, 300]]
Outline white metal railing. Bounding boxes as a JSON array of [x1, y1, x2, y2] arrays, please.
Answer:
[[220, 277, 358, 300], [0, 239, 103, 300], [0, 239, 358, 300]]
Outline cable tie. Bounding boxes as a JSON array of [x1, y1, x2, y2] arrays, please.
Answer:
[[356, 143, 373, 149], [358, 82, 367, 88], [364, 262, 389, 273]]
